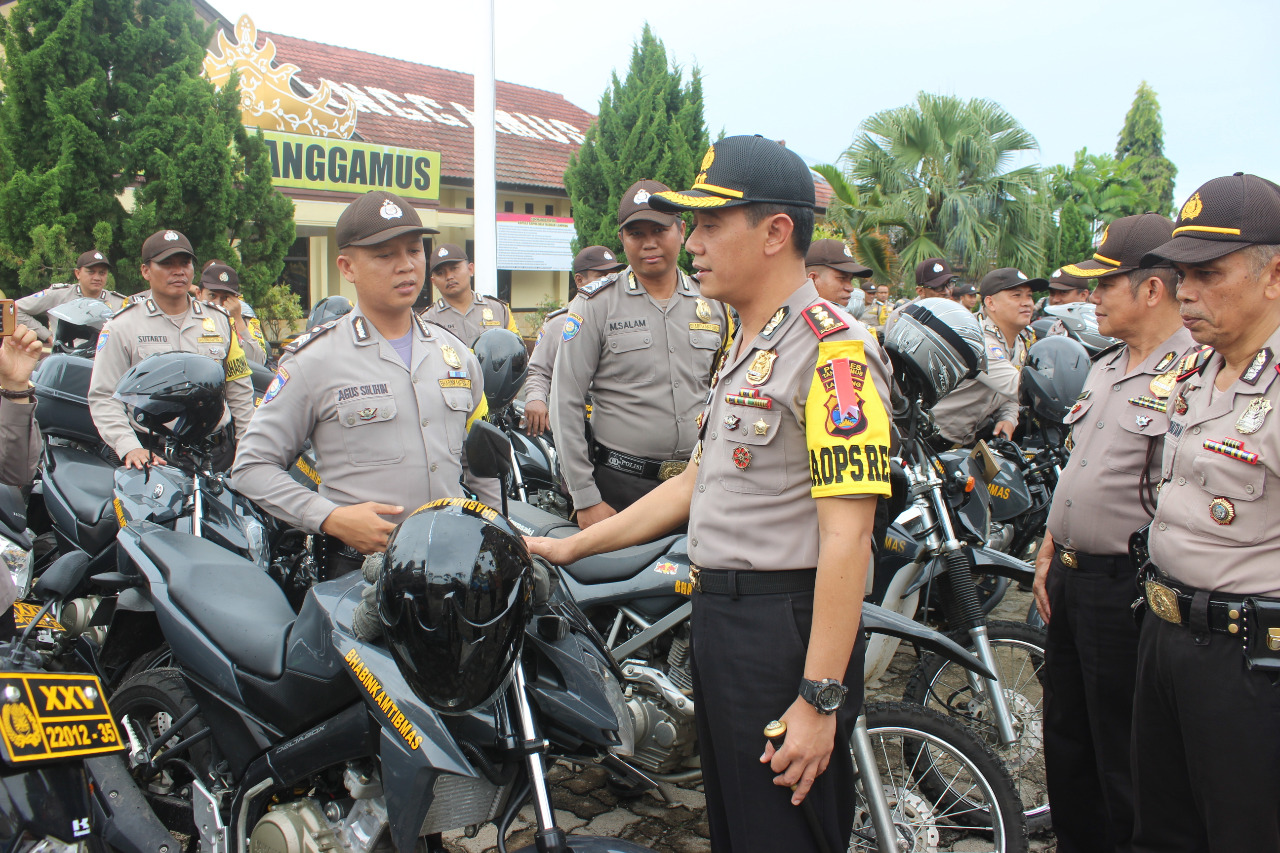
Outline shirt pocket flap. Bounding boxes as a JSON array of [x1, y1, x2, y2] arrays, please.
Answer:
[[724, 406, 782, 446], [442, 390, 474, 413], [338, 398, 397, 427], [689, 329, 721, 351], [1118, 409, 1169, 438], [1192, 450, 1265, 502], [607, 330, 652, 354]]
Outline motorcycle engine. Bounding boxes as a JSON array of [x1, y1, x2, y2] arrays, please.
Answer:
[[250, 787, 392, 853], [621, 628, 698, 775]]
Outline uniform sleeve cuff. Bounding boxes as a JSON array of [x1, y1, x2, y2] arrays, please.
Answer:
[[525, 391, 548, 405], [305, 498, 343, 536], [569, 484, 602, 509], [113, 436, 144, 459]]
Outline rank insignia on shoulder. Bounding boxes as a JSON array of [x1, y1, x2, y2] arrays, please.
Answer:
[[578, 273, 618, 298], [412, 314, 431, 337], [1242, 347, 1273, 385], [562, 313, 583, 342], [354, 316, 371, 341], [284, 319, 339, 354], [1154, 351, 1178, 373], [761, 307, 789, 339], [1177, 346, 1214, 380], [802, 303, 849, 339]]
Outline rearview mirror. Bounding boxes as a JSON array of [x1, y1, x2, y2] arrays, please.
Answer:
[[464, 420, 513, 481]]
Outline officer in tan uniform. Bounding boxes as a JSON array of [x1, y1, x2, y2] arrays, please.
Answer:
[[1130, 173, 1280, 853], [805, 238, 873, 309], [927, 267, 1038, 446], [1029, 213, 1194, 853], [16, 250, 127, 343], [528, 136, 891, 853], [882, 257, 960, 336], [550, 180, 727, 526], [420, 243, 520, 345], [88, 230, 255, 469], [524, 245, 624, 436], [233, 190, 498, 572], [0, 324, 43, 486], [196, 263, 269, 365]]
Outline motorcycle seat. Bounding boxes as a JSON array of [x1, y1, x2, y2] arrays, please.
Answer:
[[44, 445, 117, 552], [139, 529, 295, 679], [562, 536, 682, 585]]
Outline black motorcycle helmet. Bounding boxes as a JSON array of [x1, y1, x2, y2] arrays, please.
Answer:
[[378, 499, 532, 713], [472, 328, 528, 411], [307, 295, 353, 329], [113, 352, 228, 444], [1021, 335, 1092, 424]]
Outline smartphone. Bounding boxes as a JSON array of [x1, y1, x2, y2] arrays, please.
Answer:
[[0, 300, 14, 337]]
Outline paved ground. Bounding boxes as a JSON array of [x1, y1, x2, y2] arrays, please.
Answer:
[[443, 587, 1056, 853]]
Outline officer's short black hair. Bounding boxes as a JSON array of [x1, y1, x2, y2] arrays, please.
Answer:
[[1125, 266, 1179, 299], [744, 202, 814, 258]]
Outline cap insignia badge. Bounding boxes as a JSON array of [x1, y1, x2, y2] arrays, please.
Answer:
[[440, 344, 463, 369], [94, 252, 103, 260], [163, 230, 179, 241], [603, 251, 613, 260], [724, 414, 741, 430], [1181, 192, 1203, 222], [933, 263, 943, 273], [1236, 397, 1272, 435], [379, 199, 403, 220], [753, 418, 769, 436], [633, 189, 650, 205], [437, 247, 448, 257], [745, 350, 777, 386], [1051, 269, 1061, 278], [218, 272, 229, 282], [844, 246, 854, 257], [700, 145, 715, 173], [1209, 497, 1236, 526], [1016, 270, 1028, 280], [1098, 224, 1110, 249], [696, 299, 713, 322], [732, 445, 751, 470]]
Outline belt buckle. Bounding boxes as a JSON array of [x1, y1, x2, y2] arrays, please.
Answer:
[[1145, 580, 1182, 624], [1059, 548, 1078, 570], [658, 460, 687, 481], [689, 566, 701, 593]]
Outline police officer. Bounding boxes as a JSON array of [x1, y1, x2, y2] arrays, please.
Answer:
[[882, 257, 959, 335], [1130, 173, 1280, 853], [0, 323, 43, 486], [524, 245, 624, 437], [550, 179, 727, 526], [197, 263, 269, 364], [88, 230, 255, 469], [420, 243, 519, 344], [805, 238, 873, 310], [16, 249, 127, 343], [233, 190, 499, 567], [928, 267, 1039, 446], [1029, 213, 1194, 853], [529, 136, 891, 852], [953, 281, 980, 311], [1046, 267, 1092, 307]]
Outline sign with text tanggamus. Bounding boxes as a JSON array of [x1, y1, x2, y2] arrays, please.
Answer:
[[261, 130, 441, 201]]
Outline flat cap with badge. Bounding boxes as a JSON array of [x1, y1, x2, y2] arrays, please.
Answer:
[[649, 134, 817, 212], [806, 239, 873, 277], [1064, 212, 1175, 277], [916, 258, 958, 290], [200, 263, 240, 294], [431, 243, 469, 272], [980, 267, 1047, 298], [1047, 267, 1093, 290], [141, 229, 196, 263], [336, 189, 438, 249], [1143, 172, 1280, 266], [77, 250, 111, 269], [618, 180, 679, 227], [953, 281, 979, 297], [573, 245, 625, 274]]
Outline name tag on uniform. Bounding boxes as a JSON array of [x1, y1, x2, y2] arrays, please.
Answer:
[[198, 335, 223, 343], [439, 378, 472, 389], [689, 322, 721, 333]]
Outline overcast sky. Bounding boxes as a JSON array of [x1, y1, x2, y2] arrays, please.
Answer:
[[226, 0, 1276, 204]]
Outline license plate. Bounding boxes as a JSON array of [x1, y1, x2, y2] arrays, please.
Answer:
[[0, 672, 124, 765], [11, 601, 65, 632]]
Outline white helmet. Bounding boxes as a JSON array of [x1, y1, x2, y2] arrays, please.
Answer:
[[884, 298, 987, 407]]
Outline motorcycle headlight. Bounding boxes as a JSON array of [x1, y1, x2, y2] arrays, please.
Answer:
[[1, 538, 33, 600]]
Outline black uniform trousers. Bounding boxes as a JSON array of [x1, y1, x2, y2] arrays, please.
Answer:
[[592, 463, 659, 513], [690, 585, 865, 853], [1131, 613, 1280, 853], [1043, 553, 1139, 853]]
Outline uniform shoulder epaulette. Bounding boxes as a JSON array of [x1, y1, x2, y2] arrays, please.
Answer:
[[544, 307, 568, 321], [202, 300, 230, 317], [110, 299, 139, 319], [577, 272, 619, 299], [284, 319, 340, 354], [801, 301, 850, 339], [50, 282, 71, 290], [1091, 340, 1125, 363], [1176, 345, 1214, 380]]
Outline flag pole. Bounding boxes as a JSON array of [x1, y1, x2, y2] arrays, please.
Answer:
[[472, 0, 498, 298]]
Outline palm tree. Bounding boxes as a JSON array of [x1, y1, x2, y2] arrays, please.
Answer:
[[819, 93, 1049, 280], [1046, 148, 1150, 238]]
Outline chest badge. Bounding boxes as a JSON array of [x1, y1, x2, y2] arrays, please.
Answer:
[[202, 317, 217, 333], [1209, 497, 1236, 526], [732, 446, 752, 470], [358, 407, 378, 421], [1236, 397, 1272, 435], [1149, 371, 1178, 399], [481, 306, 498, 325], [753, 418, 770, 436], [1173, 395, 1189, 416], [745, 350, 777, 386], [440, 344, 463, 369], [724, 414, 741, 431], [1136, 415, 1153, 430], [696, 299, 713, 323]]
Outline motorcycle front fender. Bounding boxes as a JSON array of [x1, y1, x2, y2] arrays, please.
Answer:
[[861, 602, 995, 681], [970, 545, 1036, 584]]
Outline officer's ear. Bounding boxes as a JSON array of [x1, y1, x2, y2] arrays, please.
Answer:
[[336, 250, 358, 284], [760, 212, 794, 259], [466, 262, 475, 279]]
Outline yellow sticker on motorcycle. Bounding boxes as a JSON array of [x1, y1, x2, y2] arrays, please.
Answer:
[[0, 672, 124, 765], [806, 339, 891, 498]]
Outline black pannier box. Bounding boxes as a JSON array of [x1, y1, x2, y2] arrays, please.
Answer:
[[33, 353, 102, 445]]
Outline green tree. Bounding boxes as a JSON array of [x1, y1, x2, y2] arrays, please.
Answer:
[[820, 92, 1048, 281], [1046, 199, 1094, 272], [1116, 82, 1178, 217], [810, 165, 899, 284], [1047, 148, 1149, 237], [0, 0, 295, 301], [563, 24, 708, 265]]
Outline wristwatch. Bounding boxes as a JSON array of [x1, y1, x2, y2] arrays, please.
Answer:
[[799, 678, 848, 715]]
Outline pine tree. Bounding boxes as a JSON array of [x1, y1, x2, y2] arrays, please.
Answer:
[[1116, 82, 1178, 217], [563, 25, 708, 264], [0, 0, 295, 300], [1048, 200, 1094, 272]]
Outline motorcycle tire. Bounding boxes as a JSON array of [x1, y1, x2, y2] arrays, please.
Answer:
[[110, 667, 211, 852], [902, 620, 1049, 834], [858, 701, 1028, 853]]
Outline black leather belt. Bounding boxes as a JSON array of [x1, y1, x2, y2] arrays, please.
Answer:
[[1055, 545, 1129, 575], [1141, 569, 1247, 635], [592, 441, 687, 482], [690, 567, 817, 596]]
